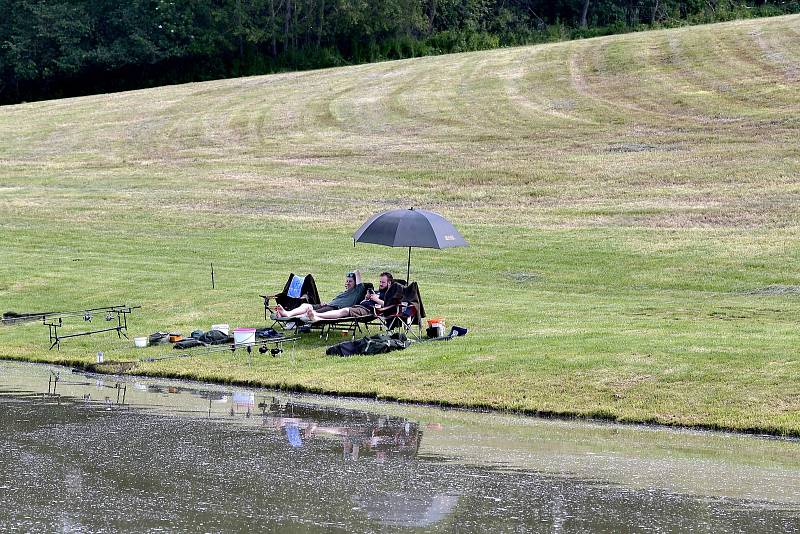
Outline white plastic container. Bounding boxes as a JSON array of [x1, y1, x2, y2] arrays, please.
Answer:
[[233, 327, 256, 346], [134, 337, 148, 348], [211, 323, 229, 335]]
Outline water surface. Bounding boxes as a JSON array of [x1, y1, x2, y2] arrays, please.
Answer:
[[1, 361, 798, 532]]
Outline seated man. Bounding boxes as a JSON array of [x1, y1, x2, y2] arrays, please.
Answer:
[[274, 270, 367, 319], [305, 272, 394, 322]]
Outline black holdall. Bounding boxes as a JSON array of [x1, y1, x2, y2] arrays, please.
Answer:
[[449, 325, 468, 337], [326, 332, 410, 357], [426, 325, 468, 340]]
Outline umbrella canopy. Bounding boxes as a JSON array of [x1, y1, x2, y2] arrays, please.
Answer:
[[353, 208, 468, 281]]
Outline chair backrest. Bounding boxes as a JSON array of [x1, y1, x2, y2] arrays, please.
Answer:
[[300, 274, 321, 304], [380, 282, 405, 310], [401, 282, 425, 325], [276, 273, 321, 310], [378, 282, 425, 329]]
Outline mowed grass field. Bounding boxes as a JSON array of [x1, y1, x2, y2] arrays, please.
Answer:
[[2, 15, 799, 434]]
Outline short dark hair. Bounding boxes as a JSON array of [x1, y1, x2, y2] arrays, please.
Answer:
[[380, 272, 393, 283]]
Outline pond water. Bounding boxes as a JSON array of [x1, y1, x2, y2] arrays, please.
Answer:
[[1, 360, 799, 532]]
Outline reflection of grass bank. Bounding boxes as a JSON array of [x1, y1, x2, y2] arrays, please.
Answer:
[[5, 360, 800, 506], [1, 16, 799, 435]]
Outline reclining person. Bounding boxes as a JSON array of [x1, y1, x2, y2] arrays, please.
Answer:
[[274, 270, 367, 319], [305, 272, 394, 322]]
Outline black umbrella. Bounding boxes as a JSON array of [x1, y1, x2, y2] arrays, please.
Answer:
[[353, 208, 468, 282]]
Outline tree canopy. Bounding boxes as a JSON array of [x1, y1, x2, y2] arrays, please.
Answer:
[[1, 0, 797, 104]]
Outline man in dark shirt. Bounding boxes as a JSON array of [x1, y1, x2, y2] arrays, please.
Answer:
[[305, 272, 394, 321]]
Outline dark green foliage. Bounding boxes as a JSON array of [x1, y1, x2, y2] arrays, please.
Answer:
[[0, 0, 798, 104]]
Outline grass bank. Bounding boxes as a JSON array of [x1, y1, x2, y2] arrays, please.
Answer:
[[1, 16, 799, 435]]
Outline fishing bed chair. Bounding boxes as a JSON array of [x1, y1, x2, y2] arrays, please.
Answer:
[[269, 281, 379, 340], [304, 282, 379, 340], [375, 281, 425, 340], [261, 273, 321, 328], [308, 314, 378, 341]]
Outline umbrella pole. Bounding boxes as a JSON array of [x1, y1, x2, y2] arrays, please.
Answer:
[[407, 247, 411, 283]]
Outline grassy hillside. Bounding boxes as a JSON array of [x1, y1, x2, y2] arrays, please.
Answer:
[[1, 15, 799, 434]]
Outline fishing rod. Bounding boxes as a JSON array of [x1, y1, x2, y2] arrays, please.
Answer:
[[2, 311, 58, 325], [45, 305, 141, 350], [41, 305, 137, 322], [140, 335, 300, 363], [4, 305, 136, 323]]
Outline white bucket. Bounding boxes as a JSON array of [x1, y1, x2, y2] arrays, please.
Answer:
[[233, 328, 256, 346], [211, 323, 229, 335], [134, 337, 148, 348]]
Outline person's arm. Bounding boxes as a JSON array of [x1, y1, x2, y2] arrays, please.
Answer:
[[353, 269, 362, 284], [368, 290, 384, 306]]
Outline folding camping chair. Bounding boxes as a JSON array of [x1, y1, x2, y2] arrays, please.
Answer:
[[261, 273, 321, 325], [376, 281, 425, 340]]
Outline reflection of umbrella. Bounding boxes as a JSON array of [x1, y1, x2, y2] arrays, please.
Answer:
[[354, 493, 459, 528], [353, 208, 468, 282]]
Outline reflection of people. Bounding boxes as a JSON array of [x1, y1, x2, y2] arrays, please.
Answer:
[[343, 416, 421, 461], [343, 436, 361, 461], [275, 271, 365, 318], [260, 401, 422, 461], [306, 272, 394, 321]]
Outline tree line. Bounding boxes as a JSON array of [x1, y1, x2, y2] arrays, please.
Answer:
[[1, 0, 797, 105]]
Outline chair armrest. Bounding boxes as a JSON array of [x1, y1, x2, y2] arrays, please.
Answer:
[[375, 304, 398, 315], [376, 303, 416, 321]]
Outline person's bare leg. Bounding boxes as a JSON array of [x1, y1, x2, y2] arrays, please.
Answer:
[[278, 303, 314, 318], [307, 307, 351, 321]]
